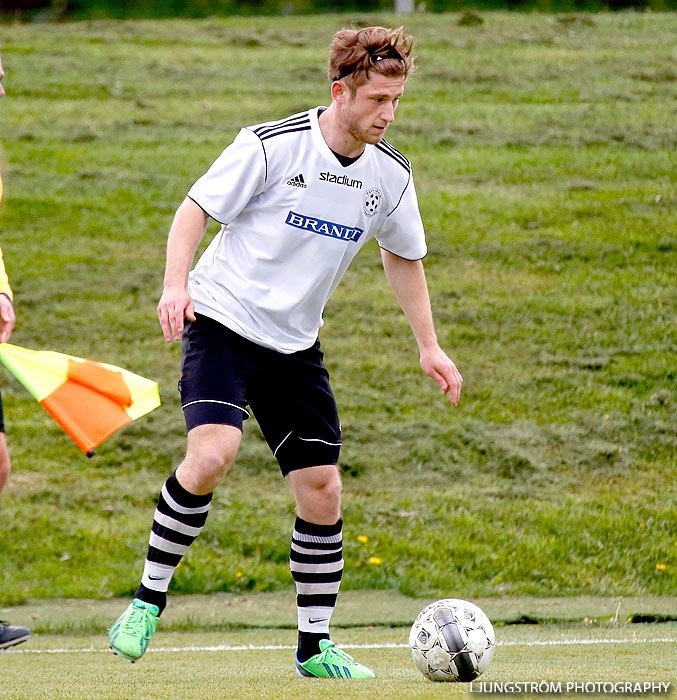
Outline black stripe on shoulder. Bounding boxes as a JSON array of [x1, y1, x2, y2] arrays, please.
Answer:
[[253, 117, 310, 138], [380, 139, 411, 168], [259, 124, 311, 141], [242, 128, 269, 181], [375, 140, 411, 172], [252, 112, 310, 138]]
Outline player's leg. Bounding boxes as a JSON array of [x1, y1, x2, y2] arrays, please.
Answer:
[[0, 432, 10, 500], [287, 463, 341, 525], [0, 393, 10, 500], [109, 315, 250, 662], [135, 423, 242, 610], [251, 341, 374, 679], [108, 423, 241, 662], [286, 464, 343, 657], [285, 465, 372, 678], [0, 396, 31, 649]]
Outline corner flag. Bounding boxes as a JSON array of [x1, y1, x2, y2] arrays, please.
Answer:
[[0, 343, 161, 456]]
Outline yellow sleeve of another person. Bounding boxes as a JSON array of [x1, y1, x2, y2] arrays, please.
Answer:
[[0, 172, 14, 300]]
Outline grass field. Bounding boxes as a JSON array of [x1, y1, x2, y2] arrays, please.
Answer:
[[0, 10, 675, 607], [2, 593, 675, 699]]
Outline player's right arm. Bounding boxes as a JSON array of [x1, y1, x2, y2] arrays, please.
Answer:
[[159, 127, 266, 342], [157, 197, 210, 342], [0, 246, 16, 344]]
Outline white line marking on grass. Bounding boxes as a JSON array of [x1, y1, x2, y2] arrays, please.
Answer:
[[498, 638, 677, 647], [6, 638, 677, 655]]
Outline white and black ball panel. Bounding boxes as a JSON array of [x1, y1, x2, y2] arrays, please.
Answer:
[[409, 598, 495, 682]]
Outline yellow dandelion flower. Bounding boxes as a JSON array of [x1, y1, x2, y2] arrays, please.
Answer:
[[368, 557, 382, 566], [235, 571, 244, 578], [655, 563, 666, 572], [357, 535, 368, 544]]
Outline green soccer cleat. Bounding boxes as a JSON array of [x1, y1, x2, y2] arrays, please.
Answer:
[[296, 639, 375, 679], [108, 598, 159, 662]]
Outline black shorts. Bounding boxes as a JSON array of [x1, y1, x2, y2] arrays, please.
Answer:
[[0, 390, 4, 433], [179, 314, 341, 476]]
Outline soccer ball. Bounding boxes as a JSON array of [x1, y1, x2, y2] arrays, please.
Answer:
[[409, 598, 495, 682]]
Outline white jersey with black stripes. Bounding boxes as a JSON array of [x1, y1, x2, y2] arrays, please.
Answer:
[[187, 106, 426, 353]]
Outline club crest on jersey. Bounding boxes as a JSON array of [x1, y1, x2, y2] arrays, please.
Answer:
[[363, 188, 383, 217], [285, 211, 363, 243]]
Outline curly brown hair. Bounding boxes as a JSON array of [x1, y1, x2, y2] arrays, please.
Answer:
[[328, 26, 414, 93]]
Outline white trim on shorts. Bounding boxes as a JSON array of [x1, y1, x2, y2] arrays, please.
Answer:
[[273, 431, 293, 458], [299, 437, 343, 446], [273, 432, 342, 458], [181, 399, 251, 418]]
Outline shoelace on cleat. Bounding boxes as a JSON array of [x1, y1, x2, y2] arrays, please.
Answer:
[[119, 608, 149, 637], [318, 645, 357, 666]]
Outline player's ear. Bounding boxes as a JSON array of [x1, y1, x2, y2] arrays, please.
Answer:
[[331, 79, 349, 104]]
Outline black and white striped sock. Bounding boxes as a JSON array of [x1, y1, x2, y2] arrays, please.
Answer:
[[290, 516, 343, 661], [136, 473, 212, 613]]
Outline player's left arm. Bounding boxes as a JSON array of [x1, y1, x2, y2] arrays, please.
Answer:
[[380, 248, 463, 407]]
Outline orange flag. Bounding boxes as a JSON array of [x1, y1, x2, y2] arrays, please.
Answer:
[[0, 343, 161, 456]]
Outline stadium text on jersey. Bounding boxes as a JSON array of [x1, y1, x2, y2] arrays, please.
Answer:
[[319, 171, 363, 189]]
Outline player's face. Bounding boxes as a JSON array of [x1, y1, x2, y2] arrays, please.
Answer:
[[341, 74, 406, 146]]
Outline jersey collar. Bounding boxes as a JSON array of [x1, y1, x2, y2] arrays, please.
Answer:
[[310, 106, 371, 172]]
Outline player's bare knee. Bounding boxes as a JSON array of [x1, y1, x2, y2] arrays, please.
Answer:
[[190, 448, 232, 482], [204, 440, 237, 471], [179, 444, 237, 493], [300, 469, 342, 516], [180, 424, 241, 491], [319, 471, 342, 506]]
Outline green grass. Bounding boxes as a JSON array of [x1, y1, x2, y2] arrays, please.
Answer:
[[6, 591, 677, 634], [3, 628, 675, 700], [0, 12, 675, 604], [1, 595, 675, 699]]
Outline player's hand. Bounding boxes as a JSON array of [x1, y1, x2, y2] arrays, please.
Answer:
[[157, 286, 195, 342], [420, 345, 463, 407], [0, 294, 16, 344]]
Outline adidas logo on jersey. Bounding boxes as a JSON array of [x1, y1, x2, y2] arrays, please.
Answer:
[[286, 173, 307, 188]]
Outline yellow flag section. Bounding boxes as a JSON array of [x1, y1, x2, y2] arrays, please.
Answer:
[[0, 343, 160, 455]]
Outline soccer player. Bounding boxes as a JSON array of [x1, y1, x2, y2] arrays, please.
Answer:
[[109, 26, 462, 678], [0, 48, 31, 650]]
